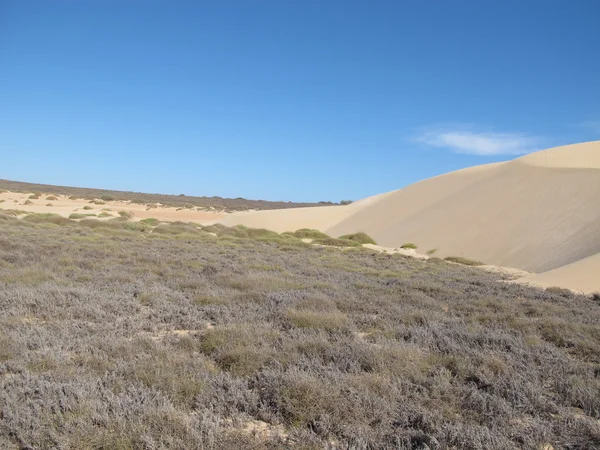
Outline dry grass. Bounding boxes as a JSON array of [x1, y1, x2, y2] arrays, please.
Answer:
[[0, 217, 599, 449]]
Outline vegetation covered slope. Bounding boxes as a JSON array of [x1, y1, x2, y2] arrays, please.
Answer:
[[0, 179, 338, 211], [0, 216, 599, 449]]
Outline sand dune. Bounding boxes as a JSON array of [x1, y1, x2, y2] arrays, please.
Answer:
[[222, 141, 600, 293], [219, 188, 397, 232], [517, 252, 600, 294]]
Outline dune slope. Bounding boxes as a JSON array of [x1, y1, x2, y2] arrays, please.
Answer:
[[221, 141, 600, 290], [518, 252, 600, 294]]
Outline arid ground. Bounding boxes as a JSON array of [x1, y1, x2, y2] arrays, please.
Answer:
[[0, 213, 599, 449]]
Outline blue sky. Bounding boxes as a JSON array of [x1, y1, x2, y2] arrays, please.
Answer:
[[1, 1, 599, 202]]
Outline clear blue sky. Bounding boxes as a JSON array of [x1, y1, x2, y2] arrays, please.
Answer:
[[1, 1, 599, 202]]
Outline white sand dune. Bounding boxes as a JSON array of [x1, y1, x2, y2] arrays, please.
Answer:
[[517, 252, 600, 294], [219, 188, 397, 232], [221, 141, 600, 293]]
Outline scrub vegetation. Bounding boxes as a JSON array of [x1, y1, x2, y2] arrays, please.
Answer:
[[0, 213, 599, 449]]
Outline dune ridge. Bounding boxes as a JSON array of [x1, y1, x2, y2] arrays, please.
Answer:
[[221, 141, 600, 293]]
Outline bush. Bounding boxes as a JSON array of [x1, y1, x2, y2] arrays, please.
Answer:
[[340, 200, 353, 205], [313, 238, 361, 248], [28, 193, 40, 199], [288, 310, 348, 331], [290, 228, 330, 239], [100, 194, 115, 201], [338, 232, 377, 245], [23, 213, 70, 226], [140, 218, 160, 226], [98, 212, 113, 218], [118, 210, 134, 219], [401, 243, 418, 249], [82, 206, 93, 210], [69, 213, 96, 219], [45, 196, 58, 201], [444, 256, 485, 266], [24, 200, 33, 205]]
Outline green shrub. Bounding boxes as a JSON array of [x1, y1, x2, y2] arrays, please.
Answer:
[[28, 194, 40, 199], [100, 194, 115, 201], [313, 238, 361, 248], [444, 256, 484, 266], [24, 200, 33, 205], [290, 228, 330, 239], [340, 200, 353, 205], [140, 218, 160, 226], [45, 196, 58, 201], [426, 249, 437, 255], [82, 206, 93, 210], [23, 213, 70, 226], [98, 212, 113, 218], [69, 213, 96, 219], [401, 243, 418, 249], [118, 210, 134, 219], [288, 310, 348, 331], [338, 232, 376, 245]]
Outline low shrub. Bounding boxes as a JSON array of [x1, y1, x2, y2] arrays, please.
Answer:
[[69, 213, 96, 219], [290, 228, 330, 239], [100, 194, 115, 201], [82, 206, 93, 210], [45, 196, 58, 201], [140, 218, 160, 226], [23, 213, 70, 226], [118, 210, 134, 219], [288, 310, 348, 331], [313, 238, 361, 248], [444, 256, 485, 266], [401, 243, 418, 249], [338, 232, 377, 245]]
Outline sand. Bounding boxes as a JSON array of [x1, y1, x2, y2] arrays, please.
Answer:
[[221, 141, 600, 293], [0, 191, 225, 224], [517, 252, 600, 294]]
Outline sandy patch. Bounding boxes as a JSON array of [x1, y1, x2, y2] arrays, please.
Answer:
[[0, 191, 226, 224]]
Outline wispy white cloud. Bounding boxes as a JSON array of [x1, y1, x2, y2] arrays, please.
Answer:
[[579, 120, 600, 134], [414, 126, 541, 156]]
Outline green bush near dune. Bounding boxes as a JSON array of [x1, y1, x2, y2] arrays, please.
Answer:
[[313, 238, 361, 248], [288, 228, 330, 239], [69, 213, 96, 219], [338, 232, 377, 245], [444, 256, 485, 266], [140, 218, 160, 226], [401, 243, 418, 249]]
